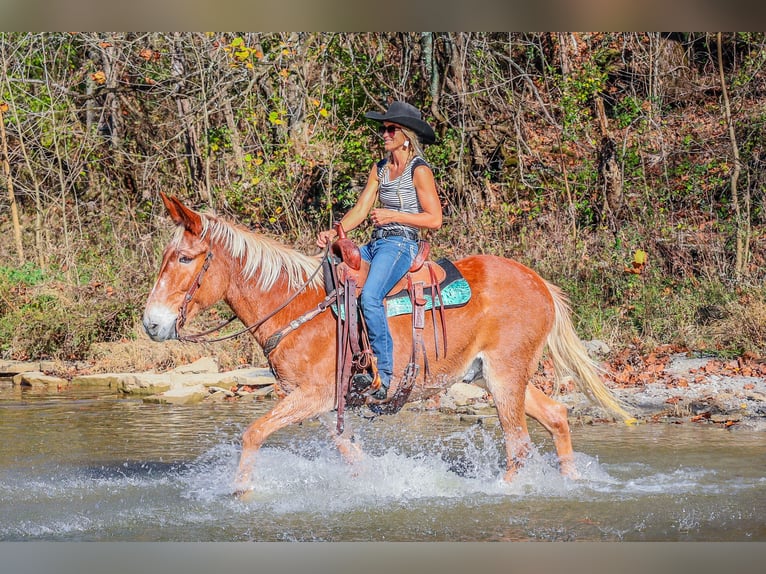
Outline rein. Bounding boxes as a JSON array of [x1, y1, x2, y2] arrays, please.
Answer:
[[176, 246, 332, 348]]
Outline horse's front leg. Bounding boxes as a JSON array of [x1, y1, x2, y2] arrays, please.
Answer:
[[319, 413, 365, 468], [234, 387, 332, 496]]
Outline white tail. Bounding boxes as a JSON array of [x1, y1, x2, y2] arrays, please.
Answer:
[[545, 280, 634, 422]]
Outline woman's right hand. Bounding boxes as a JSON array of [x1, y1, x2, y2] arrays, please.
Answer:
[[316, 229, 337, 248]]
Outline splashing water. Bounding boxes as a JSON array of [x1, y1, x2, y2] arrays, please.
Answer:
[[1, 387, 764, 541]]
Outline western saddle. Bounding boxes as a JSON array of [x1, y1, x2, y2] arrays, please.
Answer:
[[327, 223, 448, 430]]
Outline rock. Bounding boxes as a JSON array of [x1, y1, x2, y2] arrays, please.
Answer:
[[664, 354, 710, 376], [12, 371, 68, 388], [231, 368, 275, 387], [67, 365, 277, 400], [169, 357, 219, 374], [70, 373, 172, 394], [207, 386, 236, 397], [143, 384, 208, 405], [0, 360, 60, 376], [440, 382, 488, 411], [70, 373, 129, 389], [1, 361, 40, 375], [207, 390, 232, 403], [583, 339, 610, 358], [234, 385, 275, 398]]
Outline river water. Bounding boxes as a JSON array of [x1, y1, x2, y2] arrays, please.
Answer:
[[1, 383, 764, 542]]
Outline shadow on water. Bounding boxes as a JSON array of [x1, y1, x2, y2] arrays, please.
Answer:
[[1, 384, 764, 541]]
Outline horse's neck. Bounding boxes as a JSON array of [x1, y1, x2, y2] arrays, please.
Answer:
[[224, 258, 324, 343]]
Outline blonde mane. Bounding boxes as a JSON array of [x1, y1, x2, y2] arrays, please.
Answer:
[[173, 212, 323, 292]]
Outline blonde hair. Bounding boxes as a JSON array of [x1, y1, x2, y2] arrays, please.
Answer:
[[384, 125, 426, 165]]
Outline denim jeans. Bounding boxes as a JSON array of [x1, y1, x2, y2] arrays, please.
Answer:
[[359, 236, 418, 388]]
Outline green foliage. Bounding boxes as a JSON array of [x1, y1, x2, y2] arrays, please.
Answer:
[[555, 60, 608, 140], [1, 32, 766, 362], [0, 292, 139, 360], [0, 263, 45, 286], [613, 96, 647, 130]]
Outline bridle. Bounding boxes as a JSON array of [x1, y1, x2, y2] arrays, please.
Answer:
[[174, 245, 335, 352], [176, 251, 214, 333]]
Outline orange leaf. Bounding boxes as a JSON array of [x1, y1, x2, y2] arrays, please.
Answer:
[[139, 48, 157, 61]]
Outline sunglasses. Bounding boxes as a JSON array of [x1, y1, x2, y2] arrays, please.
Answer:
[[378, 125, 401, 136]]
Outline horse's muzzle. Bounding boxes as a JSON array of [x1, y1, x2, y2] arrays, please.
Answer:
[[142, 308, 178, 342]]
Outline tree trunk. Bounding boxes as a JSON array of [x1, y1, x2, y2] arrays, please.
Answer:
[[172, 33, 208, 202], [595, 97, 623, 227], [0, 103, 25, 264], [717, 32, 749, 277]]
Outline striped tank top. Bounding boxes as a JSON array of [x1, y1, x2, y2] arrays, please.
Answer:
[[376, 156, 429, 237]]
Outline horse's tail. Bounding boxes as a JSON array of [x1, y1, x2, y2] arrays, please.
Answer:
[[544, 280, 635, 423]]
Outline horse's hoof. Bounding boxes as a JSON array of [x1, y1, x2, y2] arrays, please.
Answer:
[[232, 488, 254, 501], [561, 467, 581, 480]]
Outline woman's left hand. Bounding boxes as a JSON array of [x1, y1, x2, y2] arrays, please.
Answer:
[[370, 208, 395, 226]]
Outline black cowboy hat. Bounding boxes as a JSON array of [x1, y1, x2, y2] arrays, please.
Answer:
[[365, 101, 436, 144]]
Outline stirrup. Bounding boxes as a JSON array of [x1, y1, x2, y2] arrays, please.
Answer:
[[368, 385, 388, 401]]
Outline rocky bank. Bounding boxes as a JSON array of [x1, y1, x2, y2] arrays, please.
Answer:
[[2, 350, 765, 430]]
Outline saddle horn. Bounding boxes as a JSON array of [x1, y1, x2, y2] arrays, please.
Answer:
[[331, 222, 361, 270]]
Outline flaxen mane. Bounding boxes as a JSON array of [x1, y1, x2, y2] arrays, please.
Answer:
[[171, 212, 323, 291]]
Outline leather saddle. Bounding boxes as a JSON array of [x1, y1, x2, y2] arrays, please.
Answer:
[[330, 224, 446, 298]]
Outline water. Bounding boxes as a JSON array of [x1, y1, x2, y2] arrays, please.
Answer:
[[1, 382, 764, 541]]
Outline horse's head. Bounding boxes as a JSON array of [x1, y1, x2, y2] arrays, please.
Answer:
[[142, 193, 226, 341]]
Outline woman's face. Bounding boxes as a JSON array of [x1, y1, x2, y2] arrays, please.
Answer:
[[380, 122, 408, 151]]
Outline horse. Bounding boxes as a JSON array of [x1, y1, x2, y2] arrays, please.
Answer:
[[142, 193, 632, 494]]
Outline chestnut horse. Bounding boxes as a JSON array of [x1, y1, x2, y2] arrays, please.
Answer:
[[143, 193, 631, 494]]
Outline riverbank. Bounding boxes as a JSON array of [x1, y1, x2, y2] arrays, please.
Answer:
[[2, 344, 765, 430]]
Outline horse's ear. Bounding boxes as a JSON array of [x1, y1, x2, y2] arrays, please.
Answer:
[[160, 192, 203, 235]]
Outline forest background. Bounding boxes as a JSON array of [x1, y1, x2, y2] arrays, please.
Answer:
[[1, 32, 764, 373]]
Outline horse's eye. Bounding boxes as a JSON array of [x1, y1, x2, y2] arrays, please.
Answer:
[[179, 256, 193, 264]]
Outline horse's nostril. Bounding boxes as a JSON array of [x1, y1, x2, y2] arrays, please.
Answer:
[[142, 318, 157, 335]]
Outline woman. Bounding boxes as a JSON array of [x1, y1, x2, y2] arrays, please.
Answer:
[[317, 101, 442, 401]]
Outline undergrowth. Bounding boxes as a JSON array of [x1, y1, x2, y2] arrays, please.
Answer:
[[3, 207, 763, 366]]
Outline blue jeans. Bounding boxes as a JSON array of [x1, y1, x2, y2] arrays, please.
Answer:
[[359, 236, 418, 389]]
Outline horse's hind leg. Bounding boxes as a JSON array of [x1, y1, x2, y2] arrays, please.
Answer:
[[234, 387, 332, 494], [525, 384, 579, 479], [482, 355, 534, 482]]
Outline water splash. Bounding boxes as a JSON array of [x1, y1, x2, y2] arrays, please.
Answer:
[[1, 420, 763, 541]]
